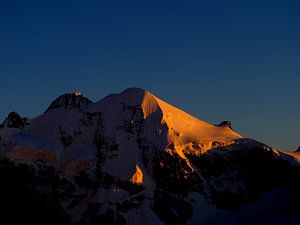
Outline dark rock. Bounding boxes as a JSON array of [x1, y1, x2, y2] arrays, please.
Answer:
[[296, 146, 300, 152], [218, 121, 233, 130], [0, 158, 74, 225], [45, 92, 93, 113], [2, 112, 25, 129]]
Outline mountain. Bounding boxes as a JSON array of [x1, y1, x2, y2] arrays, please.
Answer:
[[0, 88, 299, 225]]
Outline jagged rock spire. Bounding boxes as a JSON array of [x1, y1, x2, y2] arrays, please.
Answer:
[[1, 112, 25, 129]]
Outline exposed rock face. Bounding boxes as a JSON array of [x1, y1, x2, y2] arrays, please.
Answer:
[[1, 112, 25, 129], [45, 92, 93, 113], [218, 121, 233, 130]]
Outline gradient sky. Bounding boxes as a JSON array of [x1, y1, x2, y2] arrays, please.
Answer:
[[0, 0, 299, 150]]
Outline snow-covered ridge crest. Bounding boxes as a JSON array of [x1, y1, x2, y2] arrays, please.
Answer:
[[90, 87, 160, 119], [117, 88, 160, 120], [91, 87, 242, 156], [92, 87, 241, 135]]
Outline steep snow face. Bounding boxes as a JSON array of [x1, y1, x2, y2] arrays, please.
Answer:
[[152, 94, 242, 154]]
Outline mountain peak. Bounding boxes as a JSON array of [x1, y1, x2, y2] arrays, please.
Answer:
[[1, 111, 26, 129], [119, 87, 153, 105], [91, 87, 160, 120], [218, 121, 233, 130], [45, 92, 93, 113], [121, 87, 149, 94]]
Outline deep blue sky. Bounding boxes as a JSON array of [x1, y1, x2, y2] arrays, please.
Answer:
[[0, 0, 299, 150]]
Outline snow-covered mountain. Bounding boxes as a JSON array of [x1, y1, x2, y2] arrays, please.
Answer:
[[0, 88, 299, 225]]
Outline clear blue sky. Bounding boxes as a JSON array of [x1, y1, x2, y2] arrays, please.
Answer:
[[0, 0, 299, 150]]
